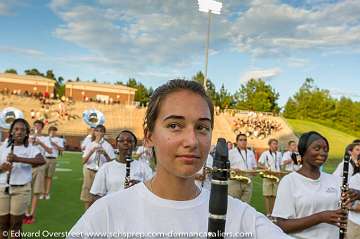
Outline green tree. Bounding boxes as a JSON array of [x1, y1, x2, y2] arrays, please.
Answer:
[[4, 69, 17, 74], [126, 78, 151, 106], [191, 71, 217, 103], [216, 84, 233, 110], [24, 68, 43, 76], [233, 79, 280, 113], [46, 70, 56, 81]]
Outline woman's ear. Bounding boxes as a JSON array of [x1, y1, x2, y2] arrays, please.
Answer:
[[144, 131, 154, 148]]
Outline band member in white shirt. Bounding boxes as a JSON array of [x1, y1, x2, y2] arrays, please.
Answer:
[[348, 170, 360, 238], [0, 119, 45, 237], [90, 130, 152, 202], [281, 140, 301, 172], [81, 127, 95, 152], [258, 138, 282, 216], [24, 120, 52, 224], [333, 142, 360, 179], [68, 80, 290, 239], [272, 131, 360, 239], [80, 124, 115, 209], [228, 133, 257, 203], [42, 126, 64, 200]]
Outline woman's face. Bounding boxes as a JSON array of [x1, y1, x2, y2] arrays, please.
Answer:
[[12, 121, 27, 143], [146, 90, 212, 178], [351, 145, 360, 160], [303, 138, 329, 168]]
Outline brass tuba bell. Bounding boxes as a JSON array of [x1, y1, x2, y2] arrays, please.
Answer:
[[0, 107, 24, 129], [82, 109, 105, 128]]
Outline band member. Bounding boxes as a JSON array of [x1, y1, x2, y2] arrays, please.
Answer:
[[24, 120, 52, 224], [258, 138, 282, 216], [80, 124, 115, 209], [333, 142, 360, 178], [0, 119, 45, 238], [272, 131, 360, 239], [81, 127, 95, 152], [90, 130, 152, 202], [228, 133, 257, 203], [348, 171, 360, 238], [68, 80, 290, 238], [42, 126, 64, 200], [281, 140, 301, 172]]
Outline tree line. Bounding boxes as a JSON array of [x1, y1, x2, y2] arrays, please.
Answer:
[[3, 68, 359, 137]]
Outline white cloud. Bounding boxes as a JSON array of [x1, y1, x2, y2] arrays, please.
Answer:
[[329, 89, 360, 99], [0, 46, 45, 57], [229, 0, 360, 56], [240, 68, 281, 82]]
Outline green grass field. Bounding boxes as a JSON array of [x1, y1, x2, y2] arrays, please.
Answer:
[[286, 119, 357, 172], [22, 119, 356, 236]]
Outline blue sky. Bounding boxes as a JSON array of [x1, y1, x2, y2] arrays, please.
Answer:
[[0, 0, 359, 106]]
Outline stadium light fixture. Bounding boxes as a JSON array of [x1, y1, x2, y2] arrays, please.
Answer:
[[197, 0, 222, 90]]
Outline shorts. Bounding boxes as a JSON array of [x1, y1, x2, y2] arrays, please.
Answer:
[[44, 158, 57, 178], [32, 165, 45, 195], [347, 219, 360, 239], [0, 183, 31, 216], [262, 178, 278, 197], [80, 166, 97, 202]]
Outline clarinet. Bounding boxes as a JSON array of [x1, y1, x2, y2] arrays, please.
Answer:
[[208, 138, 230, 239], [5, 139, 15, 194], [124, 148, 133, 189], [339, 152, 350, 239]]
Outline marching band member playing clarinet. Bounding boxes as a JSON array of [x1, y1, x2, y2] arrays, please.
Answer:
[[0, 119, 45, 238], [333, 142, 360, 179], [348, 166, 360, 238], [272, 131, 360, 239], [281, 140, 301, 172], [80, 124, 115, 210], [228, 133, 257, 203], [90, 130, 152, 202], [68, 80, 290, 239]]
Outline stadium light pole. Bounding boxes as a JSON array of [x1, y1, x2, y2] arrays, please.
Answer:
[[197, 0, 222, 91]]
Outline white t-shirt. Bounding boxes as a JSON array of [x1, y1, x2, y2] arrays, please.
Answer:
[[90, 159, 153, 196], [281, 151, 301, 172], [258, 150, 282, 171], [32, 135, 48, 157], [195, 154, 213, 190], [0, 143, 41, 187], [68, 183, 291, 239], [44, 136, 64, 158], [83, 140, 115, 171], [272, 172, 341, 239], [349, 173, 360, 225], [333, 160, 355, 178], [81, 135, 92, 152], [229, 148, 257, 170]]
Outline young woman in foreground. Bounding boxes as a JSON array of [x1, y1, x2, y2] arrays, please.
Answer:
[[68, 79, 290, 239]]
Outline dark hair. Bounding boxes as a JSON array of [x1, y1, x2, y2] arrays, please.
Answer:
[[48, 126, 58, 132], [353, 139, 360, 144], [95, 124, 106, 133], [33, 120, 44, 128], [345, 143, 360, 155], [116, 130, 137, 146], [144, 79, 214, 137], [8, 118, 30, 147], [298, 131, 329, 157], [268, 138, 278, 145], [288, 140, 296, 146], [236, 133, 247, 141]]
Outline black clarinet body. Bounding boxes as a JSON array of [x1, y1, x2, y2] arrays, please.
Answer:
[[208, 138, 230, 239], [124, 148, 133, 189], [339, 152, 350, 239], [5, 139, 15, 194]]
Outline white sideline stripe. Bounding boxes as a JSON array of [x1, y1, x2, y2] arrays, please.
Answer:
[[55, 168, 73, 172]]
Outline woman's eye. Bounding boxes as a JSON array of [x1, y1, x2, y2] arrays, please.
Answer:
[[197, 124, 210, 132], [167, 123, 180, 130]]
